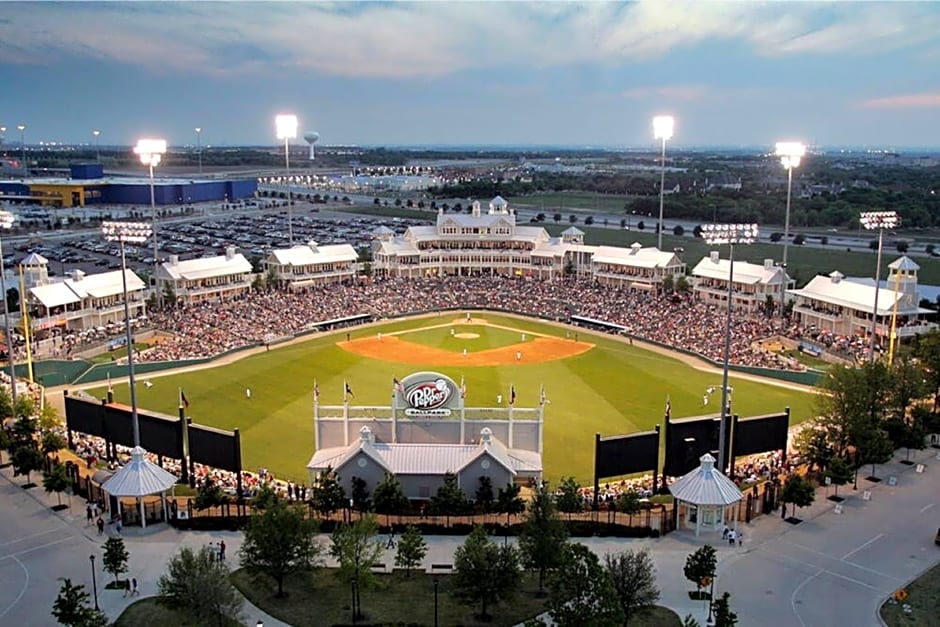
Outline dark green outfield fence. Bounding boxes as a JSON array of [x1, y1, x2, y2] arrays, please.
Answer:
[[29, 310, 822, 389]]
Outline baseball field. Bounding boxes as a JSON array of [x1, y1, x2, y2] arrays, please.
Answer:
[[93, 313, 815, 484]]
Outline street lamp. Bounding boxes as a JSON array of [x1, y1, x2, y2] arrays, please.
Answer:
[[89, 554, 99, 611], [701, 222, 759, 473], [134, 138, 166, 308], [16, 124, 26, 176], [0, 126, 6, 150], [0, 211, 18, 413], [860, 211, 900, 361], [275, 114, 298, 246], [92, 129, 101, 163], [195, 127, 202, 175], [101, 221, 152, 448], [653, 115, 674, 251], [775, 141, 805, 313]]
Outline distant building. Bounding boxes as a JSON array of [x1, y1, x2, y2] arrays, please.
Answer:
[[154, 247, 253, 306], [691, 253, 792, 313], [263, 241, 359, 290], [704, 173, 742, 192]]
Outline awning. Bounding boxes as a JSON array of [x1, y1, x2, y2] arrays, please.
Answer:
[[30, 283, 81, 308]]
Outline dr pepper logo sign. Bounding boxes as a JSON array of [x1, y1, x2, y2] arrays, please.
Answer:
[[400, 372, 458, 416]]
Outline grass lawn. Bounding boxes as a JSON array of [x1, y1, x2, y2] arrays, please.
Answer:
[[781, 349, 832, 371], [231, 568, 550, 627], [880, 560, 940, 627], [113, 597, 242, 627], [629, 605, 683, 626], [89, 343, 151, 364], [95, 314, 814, 485]]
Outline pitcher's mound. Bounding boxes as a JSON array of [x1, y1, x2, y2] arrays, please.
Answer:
[[454, 333, 480, 339]]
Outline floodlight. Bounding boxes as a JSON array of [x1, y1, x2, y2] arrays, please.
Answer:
[[0, 210, 15, 229], [101, 221, 153, 243], [653, 115, 674, 141], [16, 124, 25, 132], [700, 223, 759, 246], [776, 141, 805, 169], [134, 138, 166, 167], [859, 211, 899, 231], [275, 114, 298, 140], [93, 129, 100, 138]]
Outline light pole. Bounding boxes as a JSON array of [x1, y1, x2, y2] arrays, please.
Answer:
[[101, 221, 152, 448], [433, 577, 439, 627], [89, 554, 99, 611], [133, 138, 166, 308], [860, 211, 900, 361], [701, 223, 759, 474], [775, 141, 805, 314], [275, 114, 298, 246], [92, 129, 101, 163], [0, 126, 6, 150], [0, 211, 17, 413], [16, 124, 26, 175], [653, 115, 674, 251], [195, 127, 202, 175]]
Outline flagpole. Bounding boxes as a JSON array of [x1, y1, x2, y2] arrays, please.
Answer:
[[343, 380, 349, 446], [313, 378, 320, 452], [391, 378, 398, 444], [460, 375, 466, 441], [508, 383, 514, 448]]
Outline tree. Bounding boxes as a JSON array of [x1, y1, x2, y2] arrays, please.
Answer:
[[0, 426, 10, 464], [815, 362, 892, 457], [712, 591, 738, 627], [683, 545, 717, 598], [615, 489, 641, 517], [673, 224, 685, 236], [351, 476, 370, 512], [555, 476, 582, 520], [793, 234, 806, 245], [662, 274, 675, 292], [41, 427, 67, 457], [683, 615, 702, 627], [825, 455, 853, 500], [158, 546, 244, 627], [553, 213, 562, 223], [371, 472, 409, 525], [310, 466, 346, 517], [475, 475, 494, 514], [12, 443, 44, 486], [43, 461, 70, 508], [780, 473, 816, 520], [51, 578, 108, 627], [637, 220, 645, 230], [102, 536, 129, 585], [394, 524, 428, 577], [194, 476, 228, 511], [856, 426, 894, 479], [568, 214, 578, 224], [331, 514, 384, 618], [495, 481, 525, 526], [916, 331, 940, 410], [430, 472, 467, 525], [518, 484, 568, 593], [239, 498, 322, 597], [605, 548, 660, 624], [675, 275, 690, 292], [547, 543, 624, 627], [794, 426, 833, 476], [452, 525, 521, 621]]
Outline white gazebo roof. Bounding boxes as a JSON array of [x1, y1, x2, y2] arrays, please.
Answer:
[[668, 453, 743, 506], [100, 446, 178, 497]]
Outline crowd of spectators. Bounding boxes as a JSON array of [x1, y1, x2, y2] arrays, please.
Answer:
[[138, 276, 810, 371]]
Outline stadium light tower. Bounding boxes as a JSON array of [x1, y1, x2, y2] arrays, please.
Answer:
[[653, 115, 674, 251], [275, 114, 298, 246], [775, 141, 805, 313], [195, 127, 202, 175], [134, 138, 166, 307], [16, 124, 26, 176], [0, 210, 17, 411], [101, 221, 153, 447], [93, 129, 101, 163], [701, 222, 759, 474], [860, 211, 900, 362]]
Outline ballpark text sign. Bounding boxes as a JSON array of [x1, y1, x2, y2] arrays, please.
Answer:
[[397, 372, 461, 417]]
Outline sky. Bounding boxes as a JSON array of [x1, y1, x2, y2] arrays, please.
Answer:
[[1, 1, 940, 150]]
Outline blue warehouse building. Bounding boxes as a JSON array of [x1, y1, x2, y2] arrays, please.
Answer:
[[0, 164, 257, 208]]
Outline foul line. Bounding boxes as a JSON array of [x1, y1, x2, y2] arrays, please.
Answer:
[[841, 533, 884, 561], [0, 556, 29, 620], [920, 503, 935, 513]]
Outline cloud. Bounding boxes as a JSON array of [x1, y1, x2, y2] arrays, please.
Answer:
[[0, 2, 938, 79], [859, 92, 940, 110]]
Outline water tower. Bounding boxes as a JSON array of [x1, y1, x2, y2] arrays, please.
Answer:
[[303, 132, 320, 160]]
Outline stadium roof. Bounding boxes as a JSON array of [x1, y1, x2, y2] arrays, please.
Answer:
[[30, 281, 82, 308], [786, 272, 926, 316], [691, 255, 788, 286], [267, 242, 358, 266], [592, 244, 683, 269], [157, 251, 252, 281], [101, 446, 179, 497], [668, 453, 743, 506]]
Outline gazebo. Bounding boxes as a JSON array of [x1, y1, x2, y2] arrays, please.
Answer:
[[669, 453, 743, 537], [101, 446, 178, 528]]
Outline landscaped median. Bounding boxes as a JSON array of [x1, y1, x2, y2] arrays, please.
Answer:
[[880, 560, 940, 627]]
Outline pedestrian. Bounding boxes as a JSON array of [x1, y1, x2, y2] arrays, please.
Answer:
[[245, 388, 251, 399], [386, 529, 396, 549], [463, 348, 467, 357], [728, 529, 736, 546], [208, 542, 216, 561], [721, 525, 729, 540], [96, 517, 104, 535], [86, 504, 93, 526], [346, 332, 350, 342], [131, 578, 139, 596], [219, 539, 226, 561], [737, 532, 744, 547], [497, 394, 503, 404], [123, 578, 131, 597]]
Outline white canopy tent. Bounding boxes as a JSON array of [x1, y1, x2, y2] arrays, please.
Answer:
[[100, 446, 178, 528], [669, 453, 744, 537]]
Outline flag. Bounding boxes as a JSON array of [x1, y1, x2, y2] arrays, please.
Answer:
[[509, 384, 516, 406], [393, 377, 405, 395], [313, 379, 320, 402], [180, 389, 190, 409], [665, 395, 671, 418], [344, 380, 354, 401], [460, 376, 466, 399]]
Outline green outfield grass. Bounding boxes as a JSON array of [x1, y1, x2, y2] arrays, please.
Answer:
[[96, 314, 814, 485], [401, 322, 535, 352]]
